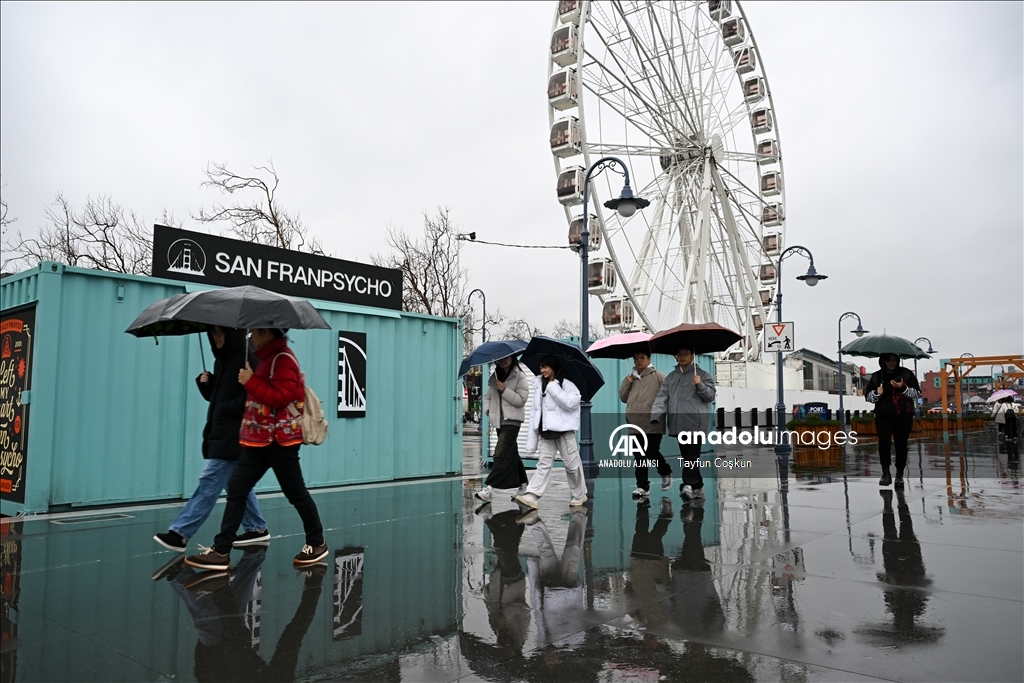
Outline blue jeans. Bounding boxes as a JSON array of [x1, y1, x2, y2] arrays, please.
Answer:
[[170, 458, 266, 540]]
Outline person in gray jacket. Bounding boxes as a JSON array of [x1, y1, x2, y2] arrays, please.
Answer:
[[650, 342, 716, 500], [619, 350, 671, 498], [476, 355, 531, 504]]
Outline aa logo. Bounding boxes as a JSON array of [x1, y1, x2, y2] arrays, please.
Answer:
[[609, 424, 649, 458]]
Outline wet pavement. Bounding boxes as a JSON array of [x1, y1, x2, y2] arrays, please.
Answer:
[[2, 431, 1022, 682]]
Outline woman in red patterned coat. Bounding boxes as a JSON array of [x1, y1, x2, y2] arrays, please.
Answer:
[[186, 328, 327, 572]]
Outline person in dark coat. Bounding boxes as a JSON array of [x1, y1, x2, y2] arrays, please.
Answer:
[[154, 327, 269, 552], [865, 353, 921, 488]]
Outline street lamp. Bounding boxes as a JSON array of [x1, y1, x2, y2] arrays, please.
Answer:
[[468, 288, 487, 343], [959, 352, 974, 413], [913, 337, 935, 415], [579, 156, 649, 468], [468, 288, 488, 467], [837, 312, 867, 428], [774, 246, 828, 456]]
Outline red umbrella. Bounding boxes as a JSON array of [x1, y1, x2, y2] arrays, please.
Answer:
[[648, 322, 742, 355], [586, 331, 652, 359]]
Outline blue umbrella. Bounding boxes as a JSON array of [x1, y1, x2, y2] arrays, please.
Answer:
[[458, 340, 528, 378], [520, 336, 605, 401]]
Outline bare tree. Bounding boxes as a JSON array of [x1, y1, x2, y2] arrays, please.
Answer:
[[372, 207, 505, 353], [1, 193, 180, 275], [193, 160, 324, 254], [500, 318, 544, 341], [551, 318, 604, 342]]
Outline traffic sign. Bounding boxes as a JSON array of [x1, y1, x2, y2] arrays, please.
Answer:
[[763, 322, 795, 353]]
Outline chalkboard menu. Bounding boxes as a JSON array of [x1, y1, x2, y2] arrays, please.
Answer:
[[0, 307, 34, 504]]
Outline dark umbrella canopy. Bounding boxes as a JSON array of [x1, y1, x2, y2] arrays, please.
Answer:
[[841, 334, 930, 360], [458, 340, 529, 378], [126, 285, 329, 337], [585, 331, 652, 360], [648, 322, 743, 356], [123, 292, 211, 337], [520, 336, 605, 401]]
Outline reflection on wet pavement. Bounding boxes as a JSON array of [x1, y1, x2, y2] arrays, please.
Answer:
[[1, 433, 1021, 681]]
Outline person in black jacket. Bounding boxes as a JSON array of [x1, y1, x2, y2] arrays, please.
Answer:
[[865, 353, 921, 488], [154, 327, 270, 553]]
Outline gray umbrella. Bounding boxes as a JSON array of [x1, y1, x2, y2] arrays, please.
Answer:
[[126, 285, 330, 337]]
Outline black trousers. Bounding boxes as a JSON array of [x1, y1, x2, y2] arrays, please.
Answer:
[[214, 443, 323, 553], [634, 433, 673, 491], [876, 417, 913, 472], [677, 442, 705, 490]]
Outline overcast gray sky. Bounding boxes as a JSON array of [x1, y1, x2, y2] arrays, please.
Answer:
[[2, 1, 1021, 375]]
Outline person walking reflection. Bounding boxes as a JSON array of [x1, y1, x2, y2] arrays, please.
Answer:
[[527, 510, 587, 648], [670, 501, 726, 634], [167, 548, 326, 682], [459, 509, 531, 671], [856, 490, 943, 646], [626, 498, 673, 629]]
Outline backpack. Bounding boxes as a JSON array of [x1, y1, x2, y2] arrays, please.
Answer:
[[270, 352, 329, 446]]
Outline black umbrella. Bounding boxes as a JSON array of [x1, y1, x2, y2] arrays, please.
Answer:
[[126, 285, 330, 337], [519, 336, 605, 401], [840, 334, 930, 360]]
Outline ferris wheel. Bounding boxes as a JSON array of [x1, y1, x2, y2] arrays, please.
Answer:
[[548, 0, 785, 361]]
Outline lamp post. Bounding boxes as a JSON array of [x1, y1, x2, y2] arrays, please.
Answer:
[[773, 246, 827, 456], [467, 288, 487, 344], [468, 288, 488, 468], [579, 156, 649, 468], [837, 312, 867, 428], [913, 337, 935, 415]]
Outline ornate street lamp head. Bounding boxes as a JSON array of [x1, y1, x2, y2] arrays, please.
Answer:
[[604, 182, 650, 218], [796, 263, 827, 287]]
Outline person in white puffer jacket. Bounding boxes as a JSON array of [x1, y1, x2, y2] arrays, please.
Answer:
[[516, 355, 588, 509]]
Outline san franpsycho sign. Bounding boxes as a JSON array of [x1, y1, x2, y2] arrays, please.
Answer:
[[151, 225, 402, 310]]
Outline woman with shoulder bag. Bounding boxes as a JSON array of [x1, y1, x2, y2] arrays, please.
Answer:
[[475, 355, 531, 505], [186, 328, 327, 572]]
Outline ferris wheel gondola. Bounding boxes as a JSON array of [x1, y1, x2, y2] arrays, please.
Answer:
[[548, 0, 786, 361]]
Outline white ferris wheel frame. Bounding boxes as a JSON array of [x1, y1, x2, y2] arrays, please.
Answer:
[[548, 0, 788, 362]]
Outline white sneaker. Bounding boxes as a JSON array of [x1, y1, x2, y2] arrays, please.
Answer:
[[631, 487, 649, 499], [680, 484, 694, 500], [692, 487, 705, 500], [569, 494, 588, 507], [511, 484, 528, 501], [660, 475, 672, 491], [515, 492, 539, 509], [474, 486, 493, 502]]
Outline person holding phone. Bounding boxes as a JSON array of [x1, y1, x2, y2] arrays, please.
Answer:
[[865, 353, 921, 488]]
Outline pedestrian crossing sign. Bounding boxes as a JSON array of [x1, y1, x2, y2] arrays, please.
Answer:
[[763, 322, 794, 353]]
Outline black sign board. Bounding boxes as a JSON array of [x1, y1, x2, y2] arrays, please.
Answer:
[[152, 225, 403, 310], [338, 332, 367, 418], [0, 307, 34, 504]]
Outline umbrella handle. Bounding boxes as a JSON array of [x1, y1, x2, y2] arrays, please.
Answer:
[[197, 333, 207, 372]]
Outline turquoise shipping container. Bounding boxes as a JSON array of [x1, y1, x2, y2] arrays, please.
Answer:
[[0, 263, 462, 514]]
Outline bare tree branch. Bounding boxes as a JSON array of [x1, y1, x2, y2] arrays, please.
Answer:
[[499, 318, 544, 341], [551, 318, 604, 342], [1, 193, 179, 275], [372, 207, 501, 353], [192, 160, 324, 255]]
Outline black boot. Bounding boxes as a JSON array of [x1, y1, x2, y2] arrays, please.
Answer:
[[878, 468, 892, 486], [894, 469, 905, 488]]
